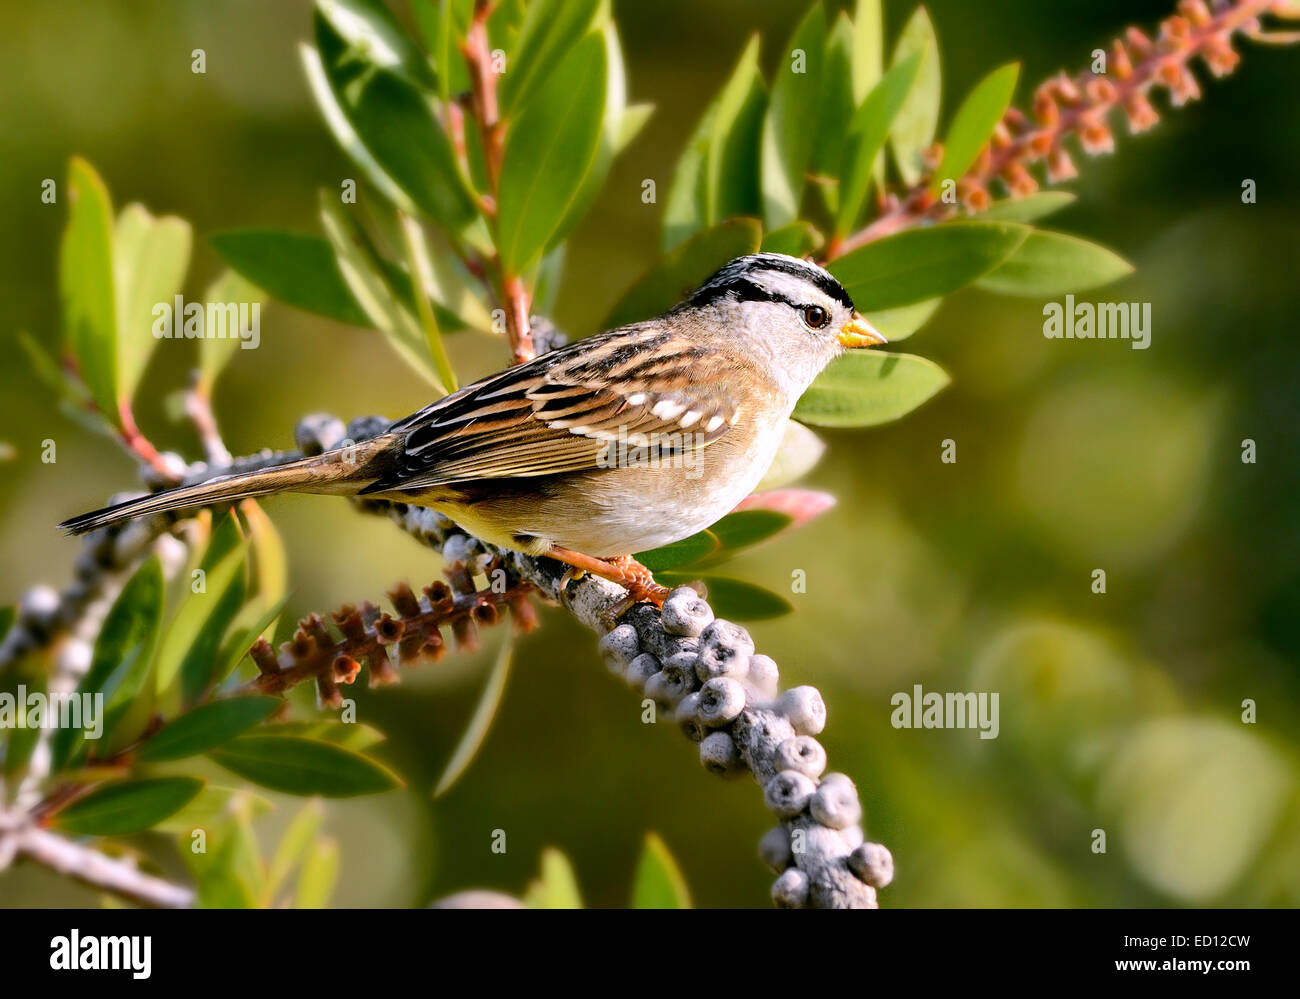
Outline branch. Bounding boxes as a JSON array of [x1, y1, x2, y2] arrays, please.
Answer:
[[294, 417, 892, 908], [459, 0, 534, 363], [241, 574, 535, 704], [829, 0, 1289, 257], [0, 813, 193, 908]]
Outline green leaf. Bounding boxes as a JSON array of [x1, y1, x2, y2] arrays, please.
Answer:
[[154, 520, 250, 704], [53, 556, 164, 771], [977, 191, 1076, 223], [184, 796, 265, 907], [259, 721, 386, 752], [137, 696, 281, 762], [434, 635, 513, 797], [294, 836, 341, 908], [631, 833, 692, 908], [931, 62, 1018, 195], [761, 3, 826, 228], [319, 196, 443, 389], [413, 0, 471, 104], [315, 0, 436, 89], [210, 229, 369, 327], [794, 350, 950, 427], [198, 269, 267, 384], [616, 102, 655, 153], [636, 530, 720, 572], [267, 799, 323, 902], [756, 420, 826, 491], [498, 32, 607, 273], [829, 220, 1028, 310], [499, 0, 603, 112], [113, 204, 191, 402], [212, 594, 290, 690], [705, 36, 767, 224], [662, 103, 715, 251], [708, 510, 793, 554], [151, 784, 273, 835], [810, 13, 855, 215], [836, 52, 922, 236], [659, 574, 793, 621], [60, 157, 118, 425], [337, 64, 477, 229], [300, 40, 413, 211], [605, 218, 761, 328], [543, 22, 628, 256], [209, 734, 402, 797], [53, 777, 204, 836], [760, 221, 824, 258], [523, 847, 583, 908], [850, 0, 883, 103], [869, 297, 941, 342], [976, 230, 1134, 296], [888, 6, 941, 187]]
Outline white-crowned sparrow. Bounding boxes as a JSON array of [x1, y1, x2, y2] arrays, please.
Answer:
[[61, 253, 885, 606]]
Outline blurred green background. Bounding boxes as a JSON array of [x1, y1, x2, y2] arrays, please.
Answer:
[[2, 0, 1299, 907]]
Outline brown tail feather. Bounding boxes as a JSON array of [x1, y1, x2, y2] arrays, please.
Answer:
[[58, 436, 397, 536]]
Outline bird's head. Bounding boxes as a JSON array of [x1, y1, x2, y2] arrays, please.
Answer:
[[686, 252, 885, 394]]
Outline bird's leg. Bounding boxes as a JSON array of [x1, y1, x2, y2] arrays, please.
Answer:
[[545, 547, 671, 622]]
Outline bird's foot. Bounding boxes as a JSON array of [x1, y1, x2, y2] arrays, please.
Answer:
[[545, 547, 670, 626]]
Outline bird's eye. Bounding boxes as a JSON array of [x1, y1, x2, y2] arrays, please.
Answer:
[[802, 305, 830, 329]]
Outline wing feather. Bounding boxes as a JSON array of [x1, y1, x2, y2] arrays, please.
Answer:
[[362, 325, 748, 494]]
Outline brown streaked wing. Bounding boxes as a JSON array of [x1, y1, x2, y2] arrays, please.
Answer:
[[361, 326, 744, 493]]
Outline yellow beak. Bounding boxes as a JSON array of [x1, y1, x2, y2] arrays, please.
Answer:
[[838, 312, 887, 348]]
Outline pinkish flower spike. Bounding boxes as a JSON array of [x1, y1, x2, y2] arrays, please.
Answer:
[[1123, 93, 1161, 133], [1046, 147, 1078, 183]]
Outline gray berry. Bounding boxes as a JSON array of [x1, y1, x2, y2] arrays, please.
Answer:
[[642, 672, 671, 709], [795, 822, 854, 861], [764, 769, 816, 818], [697, 676, 746, 726], [771, 868, 809, 909], [661, 586, 714, 637], [675, 692, 707, 742], [695, 619, 754, 680], [624, 653, 660, 692], [774, 736, 827, 779], [699, 731, 743, 776], [744, 654, 779, 702], [18, 585, 60, 630], [442, 533, 489, 571], [295, 413, 347, 455], [810, 773, 861, 830], [599, 624, 641, 675], [659, 655, 699, 704], [140, 451, 188, 490], [778, 685, 826, 736], [758, 825, 793, 873], [848, 842, 894, 889]]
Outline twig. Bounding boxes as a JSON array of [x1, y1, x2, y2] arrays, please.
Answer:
[[240, 573, 534, 704], [184, 374, 233, 467], [458, 0, 535, 363], [0, 815, 193, 908]]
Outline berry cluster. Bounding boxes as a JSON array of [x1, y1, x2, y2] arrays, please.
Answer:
[[599, 588, 893, 909]]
